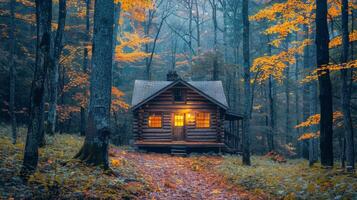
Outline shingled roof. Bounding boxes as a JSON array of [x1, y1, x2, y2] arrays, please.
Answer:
[[131, 79, 229, 110]]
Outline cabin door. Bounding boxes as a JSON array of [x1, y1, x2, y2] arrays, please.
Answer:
[[172, 113, 185, 141]]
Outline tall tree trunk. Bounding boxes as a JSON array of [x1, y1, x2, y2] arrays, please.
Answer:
[[21, 0, 52, 177], [9, 0, 17, 144], [267, 36, 275, 152], [242, 0, 251, 165], [47, 0, 67, 135], [80, 0, 91, 136], [210, 0, 219, 80], [74, 0, 114, 169], [302, 25, 310, 159], [341, 0, 354, 172], [316, 0, 333, 167], [194, 0, 201, 51], [285, 66, 290, 144]]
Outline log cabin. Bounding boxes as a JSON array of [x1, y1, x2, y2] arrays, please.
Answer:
[[131, 71, 243, 154]]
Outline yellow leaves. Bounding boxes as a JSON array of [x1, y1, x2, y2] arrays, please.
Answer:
[[329, 30, 357, 49], [115, 32, 152, 63], [251, 39, 311, 83], [302, 60, 357, 83]]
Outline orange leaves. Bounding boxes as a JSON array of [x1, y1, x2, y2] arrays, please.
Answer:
[[116, 0, 153, 22], [265, 151, 287, 163], [298, 132, 319, 141], [295, 114, 320, 129], [115, 32, 152, 63], [251, 39, 311, 83], [295, 111, 343, 129], [329, 30, 357, 49], [302, 60, 357, 83], [111, 158, 122, 167], [57, 105, 80, 122], [111, 86, 129, 111]]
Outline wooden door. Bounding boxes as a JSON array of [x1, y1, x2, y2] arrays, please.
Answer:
[[172, 113, 185, 141]]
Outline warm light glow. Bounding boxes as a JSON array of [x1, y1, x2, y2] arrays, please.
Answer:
[[174, 114, 184, 127], [196, 113, 210, 128], [148, 115, 162, 128], [186, 113, 195, 123]]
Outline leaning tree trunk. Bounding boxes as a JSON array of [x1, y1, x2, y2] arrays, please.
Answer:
[[8, 0, 17, 144], [47, 0, 66, 135], [21, 0, 52, 177], [316, 0, 334, 167], [74, 0, 114, 169], [242, 0, 251, 165], [340, 0, 354, 172]]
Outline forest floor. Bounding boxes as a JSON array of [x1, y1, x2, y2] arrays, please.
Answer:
[[1, 126, 356, 199], [111, 149, 260, 200]]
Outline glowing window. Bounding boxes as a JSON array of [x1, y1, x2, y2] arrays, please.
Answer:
[[174, 114, 184, 127], [196, 113, 210, 128], [148, 115, 162, 128]]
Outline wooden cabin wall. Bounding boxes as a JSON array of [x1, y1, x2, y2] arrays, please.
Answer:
[[133, 84, 226, 142]]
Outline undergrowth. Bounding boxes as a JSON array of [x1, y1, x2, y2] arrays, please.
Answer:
[[217, 155, 357, 199], [0, 125, 148, 199]]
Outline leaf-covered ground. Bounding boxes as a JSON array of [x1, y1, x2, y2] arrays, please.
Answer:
[[0, 126, 149, 199], [217, 156, 357, 199], [111, 150, 261, 200], [1, 125, 356, 199]]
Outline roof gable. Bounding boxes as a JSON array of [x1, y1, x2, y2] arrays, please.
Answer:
[[131, 79, 228, 110]]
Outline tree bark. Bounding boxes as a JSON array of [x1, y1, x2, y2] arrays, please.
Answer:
[[47, 0, 66, 135], [80, 0, 91, 136], [340, 0, 354, 172], [242, 0, 251, 165], [8, 0, 17, 144], [316, 0, 333, 167], [74, 0, 114, 169], [266, 36, 275, 152], [302, 25, 310, 160], [21, 0, 52, 177], [210, 0, 219, 81]]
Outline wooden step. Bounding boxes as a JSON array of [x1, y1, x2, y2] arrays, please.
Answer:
[[171, 146, 187, 156]]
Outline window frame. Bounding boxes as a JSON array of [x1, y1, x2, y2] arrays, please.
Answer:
[[173, 88, 186, 103], [195, 112, 211, 128], [148, 113, 163, 128]]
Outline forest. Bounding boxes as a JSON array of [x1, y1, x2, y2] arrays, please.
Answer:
[[0, 0, 356, 199]]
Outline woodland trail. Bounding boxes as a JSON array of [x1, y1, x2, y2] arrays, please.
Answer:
[[112, 149, 261, 200]]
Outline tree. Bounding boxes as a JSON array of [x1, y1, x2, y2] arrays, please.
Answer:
[[208, 0, 219, 80], [47, 0, 67, 134], [80, 0, 91, 136], [8, 0, 17, 144], [74, 0, 114, 168], [316, 0, 333, 167], [242, 0, 251, 166], [21, 0, 52, 176], [340, 0, 354, 172]]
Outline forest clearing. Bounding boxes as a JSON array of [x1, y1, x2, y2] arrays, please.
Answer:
[[1, 0, 357, 199], [1, 126, 356, 199]]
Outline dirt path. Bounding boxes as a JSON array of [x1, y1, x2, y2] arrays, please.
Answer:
[[112, 149, 259, 200]]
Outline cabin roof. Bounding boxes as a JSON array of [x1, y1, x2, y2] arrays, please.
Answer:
[[131, 79, 229, 110]]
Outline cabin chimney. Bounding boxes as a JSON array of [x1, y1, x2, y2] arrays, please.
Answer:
[[166, 70, 179, 81]]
